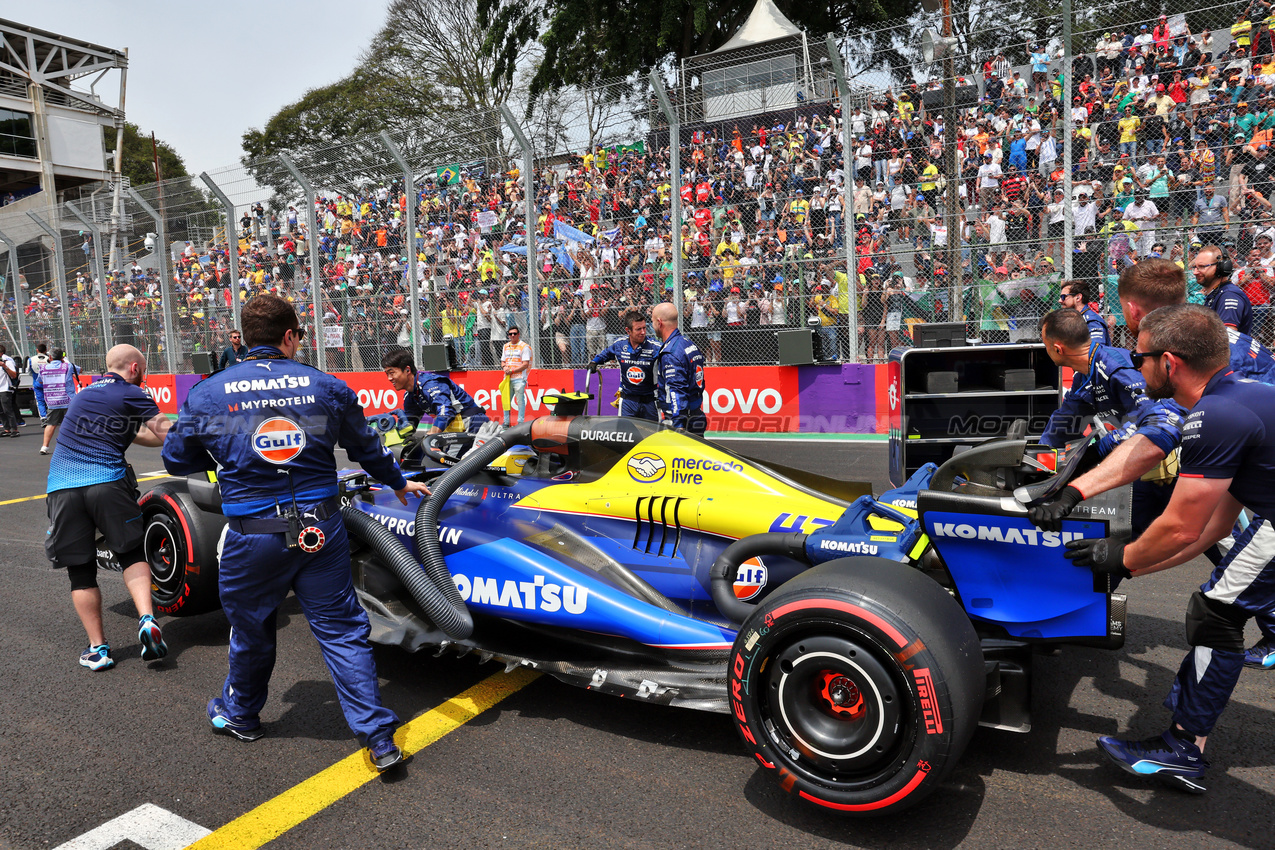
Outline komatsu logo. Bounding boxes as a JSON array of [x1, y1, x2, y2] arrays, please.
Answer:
[[225, 376, 311, 393], [453, 573, 588, 613], [818, 539, 880, 555], [890, 498, 917, 509], [581, 429, 635, 443], [931, 522, 1087, 547]]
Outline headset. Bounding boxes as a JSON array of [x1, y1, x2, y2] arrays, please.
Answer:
[[1214, 249, 1234, 280]]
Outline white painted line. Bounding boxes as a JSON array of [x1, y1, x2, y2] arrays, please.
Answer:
[[139, 470, 170, 477], [53, 803, 211, 850]]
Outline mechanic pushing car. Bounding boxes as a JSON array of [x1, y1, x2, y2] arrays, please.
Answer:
[[1063, 305, 1275, 794], [381, 346, 492, 435], [587, 308, 659, 421], [1029, 258, 1275, 667], [162, 294, 430, 771], [651, 301, 706, 434]]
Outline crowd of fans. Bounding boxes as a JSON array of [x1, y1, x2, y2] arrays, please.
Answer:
[[11, 7, 1275, 370]]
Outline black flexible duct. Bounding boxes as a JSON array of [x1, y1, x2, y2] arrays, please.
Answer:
[[414, 423, 536, 632], [710, 532, 810, 624], [343, 506, 473, 639]]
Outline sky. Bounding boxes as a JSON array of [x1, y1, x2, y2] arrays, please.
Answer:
[[13, 0, 391, 176]]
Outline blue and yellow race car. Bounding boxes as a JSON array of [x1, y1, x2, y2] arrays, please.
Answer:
[[119, 393, 1128, 816]]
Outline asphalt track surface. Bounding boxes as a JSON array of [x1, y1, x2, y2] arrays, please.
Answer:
[[1, 429, 1272, 850]]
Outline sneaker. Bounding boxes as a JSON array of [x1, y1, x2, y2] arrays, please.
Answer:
[[39, 446, 50, 455], [207, 698, 264, 742], [79, 644, 114, 671], [1097, 728, 1209, 794], [368, 736, 403, 772], [138, 614, 168, 661], [1244, 639, 1275, 670]]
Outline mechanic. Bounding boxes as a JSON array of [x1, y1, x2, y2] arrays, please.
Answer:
[[218, 329, 247, 371], [1064, 305, 1275, 794], [162, 295, 429, 771], [28, 342, 51, 423], [500, 326, 532, 427], [587, 308, 659, 421], [1029, 258, 1275, 666], [34, 348, 78, 456], [45, 345, 171, 672], [1059, 279, 1110, 345], [1191, 246, 1252, 335], [651, 301, 707, 435], [381, 347, 492, 435]]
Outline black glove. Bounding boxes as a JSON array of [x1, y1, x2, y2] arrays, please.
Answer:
[[587, 362, 598, 373], [1027, 485, 1084, 532], [1063, 537, 1131, 579]]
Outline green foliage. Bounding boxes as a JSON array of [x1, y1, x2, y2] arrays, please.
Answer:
[[119, 122, 189, 186]]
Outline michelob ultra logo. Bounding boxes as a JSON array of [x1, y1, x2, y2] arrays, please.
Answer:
[[627, 451, 666, 483], [252, 417, 306, 464]]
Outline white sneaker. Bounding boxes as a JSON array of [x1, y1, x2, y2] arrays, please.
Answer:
[[39, 446, 50, 455]]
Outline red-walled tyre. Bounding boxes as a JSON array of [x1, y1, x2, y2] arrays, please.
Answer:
[[138, 482, 226, 617], [728, 558, 984, 815]]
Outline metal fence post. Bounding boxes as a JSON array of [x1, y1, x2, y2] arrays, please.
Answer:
[[125, 188, 177, 373], [1062, 0, 1074, 279], [0, 228, 30, 357], [64, 201, 114, 352], [649, 72, 684, 321], [380, 131, 422, 365], [200, 171, 243, 336], [825, 35, 860, 361], [25, 211, 76, 363], [278, 154, 326, 371], [499, 105, 540, 367]]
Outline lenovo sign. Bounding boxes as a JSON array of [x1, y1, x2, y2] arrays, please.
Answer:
[[702, 366, 799, 432]]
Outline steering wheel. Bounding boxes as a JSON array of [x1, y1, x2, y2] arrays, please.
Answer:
[[412, 432, 471, 467]]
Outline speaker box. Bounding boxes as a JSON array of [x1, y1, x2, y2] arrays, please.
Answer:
[[420, 341, 456, 372], [190, 352, 214, 374], [777, 329, 815, 365]]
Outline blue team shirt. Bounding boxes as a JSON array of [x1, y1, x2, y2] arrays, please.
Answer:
[[404, 372, 487, 430], [591, 337, 660, 398], [654, 329, 706, 423], [1226, 327, 1275, 384], [1179, 370, 1275, 518], [1042, 343, 1150, 447], [162, 346, 407, 517], [1204, 282, 1253, 335], [47, 372, 159, 494], [1080, 306, 1110, 346]]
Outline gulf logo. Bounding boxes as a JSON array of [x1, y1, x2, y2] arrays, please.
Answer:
[[693, 364, 705, 388], [627, 451, 666, 483], [252, 417, 306, 464], [734, 558, 767, 600], [626, 365, 645, 385]]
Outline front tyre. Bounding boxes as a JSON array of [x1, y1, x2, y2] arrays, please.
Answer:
[[138, 482, 226, 616], [729, 558, 984, 815]]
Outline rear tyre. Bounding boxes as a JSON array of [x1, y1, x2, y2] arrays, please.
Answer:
[[729, 558, 984, 815], [138, 482, 226, 616]]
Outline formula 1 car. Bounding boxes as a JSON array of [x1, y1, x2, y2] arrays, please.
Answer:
[[114, 393, 1128, 815]]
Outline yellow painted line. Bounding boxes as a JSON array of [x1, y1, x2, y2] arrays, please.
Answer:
[[0, 473, 171, 507], [188, 667, 541, 850]]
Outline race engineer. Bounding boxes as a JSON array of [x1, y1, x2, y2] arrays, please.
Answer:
[[381, 347, 492, 435], [162, 294, 430, 771], [1063, 305, 1275, 793], [45, 345, 171, 671], [587, 308, 659, 421], [651, 301, 707, 435], [1191, 246, 1252, 335]]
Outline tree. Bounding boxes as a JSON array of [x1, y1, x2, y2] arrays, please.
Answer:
[[478, 0, 919, 97], [119, 122, 189, 186]]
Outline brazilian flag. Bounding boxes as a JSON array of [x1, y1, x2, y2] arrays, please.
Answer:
[[436, 163, 461, 185]]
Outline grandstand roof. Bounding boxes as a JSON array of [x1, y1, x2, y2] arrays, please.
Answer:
[[708, 0, 803, 55]]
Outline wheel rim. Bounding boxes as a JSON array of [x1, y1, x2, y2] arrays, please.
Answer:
[[144, 514, 186, 602], [763, 632, 911, 786]]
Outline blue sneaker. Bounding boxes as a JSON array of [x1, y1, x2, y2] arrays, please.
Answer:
[[1244, 639, 1275, 670], [369, 736, 403, 772], [1097, 728, 1208, 794], [207, 698, 264, 742], [79, 644, 114, 671], [138, 614, 168, 662]]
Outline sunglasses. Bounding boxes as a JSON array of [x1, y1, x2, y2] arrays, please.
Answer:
[[1130, 349, 1175, 368], [290, 327, 306, 342], [508, 332, 519, 337]]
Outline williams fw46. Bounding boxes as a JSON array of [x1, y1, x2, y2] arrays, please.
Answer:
[[108, 393, 1126, 815]]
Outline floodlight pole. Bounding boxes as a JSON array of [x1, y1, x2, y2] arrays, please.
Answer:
[[499, 104, 540, 366], [200, 172, 243, 336], [64, 201, 114, 351], [380, 132, 422, 365], [126, 188, 177, 373], [25, 211, 76, 363], [278, 154, 326, 371], [649, 72, 684, 321], [0, 227, 30, 357], [825, 35, 860, 360], [1062, 0, 1074, 278], [942, 0, 961, 323]]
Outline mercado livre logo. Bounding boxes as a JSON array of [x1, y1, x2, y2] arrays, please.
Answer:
[[627, 451, 666, 483]]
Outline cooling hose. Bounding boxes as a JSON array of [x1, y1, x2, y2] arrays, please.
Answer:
[[342, 506, 473, 639], [414, 423, 535, 634], [710, 532, 810, 624]]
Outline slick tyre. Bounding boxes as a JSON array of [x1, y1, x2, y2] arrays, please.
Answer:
[[729, 558, 984, 815], [138, 482, 226, 617]]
